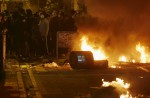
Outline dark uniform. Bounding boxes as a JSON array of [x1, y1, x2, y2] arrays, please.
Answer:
[[0, 13, 6, 85]]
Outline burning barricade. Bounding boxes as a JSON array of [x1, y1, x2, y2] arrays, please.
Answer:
[[56, 33, 150, 69], [90, 78, 133, 98], [69, 36, 108, 69], [69, 51, 108, 69]]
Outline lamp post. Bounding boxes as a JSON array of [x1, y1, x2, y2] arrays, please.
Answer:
[[0, 21, 6, 86], [1, 0, 6, 69]]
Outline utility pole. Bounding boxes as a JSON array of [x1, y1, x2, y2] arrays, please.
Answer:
[[1, 0, 7, 69], [2, 30, 6, 69], [0, 18, 5, 86]]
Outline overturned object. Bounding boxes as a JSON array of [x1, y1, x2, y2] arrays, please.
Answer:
[[90, 86, 120, 98], [69, 51, 94, 69], [94, 60, 108, 69], [69, 51, 108, 69]]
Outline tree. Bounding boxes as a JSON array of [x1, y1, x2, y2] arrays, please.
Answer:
[[44, 0, 63, 13]]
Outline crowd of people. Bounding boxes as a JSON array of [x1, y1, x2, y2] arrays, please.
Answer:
[[0, 6, 78, 59]]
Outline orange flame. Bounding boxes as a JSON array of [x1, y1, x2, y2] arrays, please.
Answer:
[[136, 43, 150, 63], [118, 56, 127, 62], [102, 78, 133, 98], [81, 36, 107, 60]]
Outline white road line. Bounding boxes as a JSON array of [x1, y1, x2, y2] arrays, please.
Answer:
[[17, 71, 27, 98], [137, 67, 149, 72], [27, 67, 43, 98]]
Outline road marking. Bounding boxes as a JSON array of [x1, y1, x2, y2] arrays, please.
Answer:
[[27, 67, 43, 98], [137, 67, 149, 72], [17, 71, 27, 98]]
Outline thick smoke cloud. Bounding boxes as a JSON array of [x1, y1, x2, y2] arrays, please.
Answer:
[[76, 0, 150, 61]]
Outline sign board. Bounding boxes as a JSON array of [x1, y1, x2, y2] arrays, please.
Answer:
[[57, 31, 77, 48], [1, 3, 7, 12], [56, 31, 77, 59]]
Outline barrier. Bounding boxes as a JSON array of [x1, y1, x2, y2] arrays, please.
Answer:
[[69, 51, 94, 69], [69, 51, 108, 69]]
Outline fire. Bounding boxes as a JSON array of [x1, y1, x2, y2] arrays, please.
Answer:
[[119, 56, 127, 62], [80, 35, 150, 63], [132, 59, 135, 63], [102, 78, 133, 98], [118, 56, 136, 63], [117, 43, 150, 63], [136, 43, 150, 63], [81, 36, 107, 60]]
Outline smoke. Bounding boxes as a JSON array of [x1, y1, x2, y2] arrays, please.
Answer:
[[76, 0, 150, 61]]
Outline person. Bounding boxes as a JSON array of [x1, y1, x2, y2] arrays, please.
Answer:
[[49, 10, 60, 58], [30, 12, 41, 57], [25, 9, 34, 57], [39, 12, 50, 56]]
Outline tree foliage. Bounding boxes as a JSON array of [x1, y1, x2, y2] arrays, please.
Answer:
[[44, 0, 63, 13], [44, 0, 87, 15]]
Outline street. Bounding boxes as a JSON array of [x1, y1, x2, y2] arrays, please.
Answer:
[[3, 58, 150, 98], [29, 62, 150, 98]]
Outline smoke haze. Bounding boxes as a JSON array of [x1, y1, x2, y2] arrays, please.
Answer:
[[76, 0, 150, 61]]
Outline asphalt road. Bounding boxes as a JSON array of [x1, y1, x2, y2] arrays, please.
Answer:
[[31, 64, 150, 98]]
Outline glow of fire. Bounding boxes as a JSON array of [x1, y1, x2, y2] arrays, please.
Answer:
[[136, 43, 149, 63], [118, 56, 136, 63], [81, 36, 107, 60], [102, 78, 133, 98], [110, 65, 121, 69], [119, 56, 127, 62], [132, 59, 135, 63]]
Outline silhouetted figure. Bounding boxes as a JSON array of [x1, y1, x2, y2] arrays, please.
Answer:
[[49, 11, 60, 58], [39, 12, 50, 56], [25, 9, 34, 57], [31, 13, 41, 57]]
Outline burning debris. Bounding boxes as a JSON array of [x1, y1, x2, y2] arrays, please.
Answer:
[[68, 34, 150, 69], [119, 56, 128, 62], [136, 43, 150, 63], [78, 35, 150, 65], [74, 0, 150, 67], [81, 36, 107, 60], [90, 86, 120, 98], [102, 78, 130, 92], [90, 78, 133, 98], [69, 51, 108, 69]]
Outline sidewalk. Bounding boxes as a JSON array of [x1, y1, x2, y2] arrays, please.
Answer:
[[1, 57, 69, 98], [0, 59, 21, 98]]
